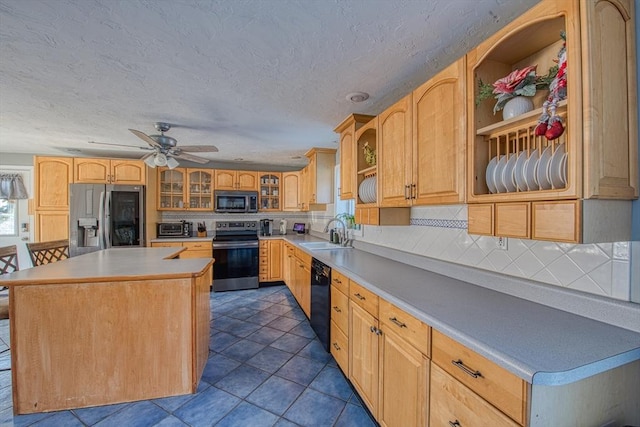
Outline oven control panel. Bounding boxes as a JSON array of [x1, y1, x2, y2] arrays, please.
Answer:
[[215, 221, 258, 232]]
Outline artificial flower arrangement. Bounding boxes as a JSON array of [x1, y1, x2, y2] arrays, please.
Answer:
[[476, 65, 557, 114]]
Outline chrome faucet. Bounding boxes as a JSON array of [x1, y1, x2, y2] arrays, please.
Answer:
[[323, 217, 349, 246]]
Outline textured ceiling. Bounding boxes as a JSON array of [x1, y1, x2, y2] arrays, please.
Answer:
[[0, 0, 538, 169]]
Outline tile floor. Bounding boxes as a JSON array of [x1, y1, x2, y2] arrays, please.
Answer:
[[0, 285, 378, 426]]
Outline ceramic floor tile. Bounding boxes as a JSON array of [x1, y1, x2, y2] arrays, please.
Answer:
[[288, 322, 317, 339], [173, 386, 240, 427], [245, 376, 305, 416], [210, 331, 241, 352], [226, 306, 260, 320], [275, 355, 326, 386], [308, 366, 353, 401], [216, 401, 280, 427], [245, 346, 294, 374], [245, 311, 280, 326], [334, 403, 377, 427], [283, 388, 346, 427], [201, 353, 240, 385], [297, 339, 333, 364], [72, 401, 131, 425], [93, 401, 168, 427], [221, 339, 266, 362], [245, 326, 286, 345], [154, 414, 190, 426], [265, 303, 293, 316], [215, 364, 270, 398], [29, 410, 85, 426], [267, 316, 302, 332], [269, 333, 312, 354]]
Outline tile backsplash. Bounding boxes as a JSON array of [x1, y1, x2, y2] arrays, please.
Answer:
[[165, 204, 633, 302]]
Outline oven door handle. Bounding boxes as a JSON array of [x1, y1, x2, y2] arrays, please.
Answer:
[[213, 241, 259, 249]]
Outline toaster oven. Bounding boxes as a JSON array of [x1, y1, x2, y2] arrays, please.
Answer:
[[157, 221, 192, 238]]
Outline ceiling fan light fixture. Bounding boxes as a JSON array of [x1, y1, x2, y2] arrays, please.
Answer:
[[143, 155, 156, 168], [166, 157, 179, 169], [154, 152, 168, 167]]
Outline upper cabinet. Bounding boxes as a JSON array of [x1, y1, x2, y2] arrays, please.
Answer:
[[282, 172, 301, 211], [157, 168, 213, 211], [214, 169, 259, 191], [74, 158, 145, 185], [466, 0, 637, 243], [302, 148, 336, 210], [35, 156, 74, 210], [378, 95, 413, 207], [334, 114, 374, 200], [259, 173, 281, 211], [412, 57, 466, 205]]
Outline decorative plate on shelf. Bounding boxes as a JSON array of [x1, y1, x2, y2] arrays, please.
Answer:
[[486, 156, 499, 193], [537, 145, 553, 190], [494, 155, 508, 193]]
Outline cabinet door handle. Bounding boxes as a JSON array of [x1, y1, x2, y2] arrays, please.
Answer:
[[332, 306, 342, 313], [333, 342, 341, 351], [404, 184, 410, 200], [448, 421, 461, 427], [389, 317, 407, 328], [354, 293, 366, 301], [370, 326, 382, 335], [411, 183, 416, 199], [452, 359, 483, 378]]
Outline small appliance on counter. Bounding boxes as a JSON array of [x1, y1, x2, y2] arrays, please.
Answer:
[[260, 219, 273, 236], [157, 221, 193, 238], [292, 222, 306, 234], [279, 219, 287, 235]]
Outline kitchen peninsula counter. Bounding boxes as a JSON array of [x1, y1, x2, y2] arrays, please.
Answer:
[[1, 248, 213, 414]]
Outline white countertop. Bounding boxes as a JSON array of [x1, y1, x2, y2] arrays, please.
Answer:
[[273, 234, 640, 386]]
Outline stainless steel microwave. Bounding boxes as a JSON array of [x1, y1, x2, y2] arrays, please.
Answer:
[[215, 190, 258, 213]]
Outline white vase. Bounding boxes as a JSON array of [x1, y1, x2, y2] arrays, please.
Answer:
[[502, 96, 534, 120]]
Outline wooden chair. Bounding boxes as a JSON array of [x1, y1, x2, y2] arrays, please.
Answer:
[[26, 239, 70, 266], [0, 245, 18, 319]]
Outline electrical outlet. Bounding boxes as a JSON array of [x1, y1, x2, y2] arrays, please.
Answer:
[[497, 236, 508, 250]]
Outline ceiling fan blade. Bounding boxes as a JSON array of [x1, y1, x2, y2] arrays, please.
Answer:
[[129, 129, 161, 148], [88, 141, 153, 151], [140, 152, 155, 160], [177, 145, 219, 153], [171, 152, 210, 164]]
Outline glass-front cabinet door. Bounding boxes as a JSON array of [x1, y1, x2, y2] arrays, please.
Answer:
[[259, 173, 281, 211], [188, 169, 213, 210], [158, 169, 185, 210]]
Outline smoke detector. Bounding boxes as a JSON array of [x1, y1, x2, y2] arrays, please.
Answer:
[[346, 92, 369, 103]]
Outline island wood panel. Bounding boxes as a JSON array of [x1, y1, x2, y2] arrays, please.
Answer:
[[10, 270, 211, 414]]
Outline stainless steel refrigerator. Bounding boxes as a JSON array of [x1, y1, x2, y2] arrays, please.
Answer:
[[69, 183, 145, 257]]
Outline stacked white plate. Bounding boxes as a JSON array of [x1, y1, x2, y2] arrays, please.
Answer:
[[358, 176, 377, 203], [486, 147, 567, 193]]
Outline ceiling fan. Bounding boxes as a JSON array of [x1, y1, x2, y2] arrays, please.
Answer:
[[89, 122, 218, 169]]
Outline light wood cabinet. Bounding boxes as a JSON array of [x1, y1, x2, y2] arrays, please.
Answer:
[[150, 240, 211, 259], [302, 148, 336, 210], [74, 158, 145, 185], [330, 270, 350, 375], [412, 57, 466, 205], [378, 95, 413, 208], [334, 114, 374, 200], [283, 242, 295, 289], [34, 156, 73, 211], [214, 169, 258, 191], [157, 168, 213, 211], [430, 363, 520, 427], [379, 328, 429, 427], [259, 239, 283, 282], [259, 173, 281, 211], [432, 329, 527, 425], [466, 0, 637, 243], [287, 248, 311, 317], [282, 172, 301, 211], [34, 156, 73, 243], [349, 301, 379, 417]]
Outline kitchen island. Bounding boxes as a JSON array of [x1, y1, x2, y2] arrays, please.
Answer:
[[0, 247, 213, 415]]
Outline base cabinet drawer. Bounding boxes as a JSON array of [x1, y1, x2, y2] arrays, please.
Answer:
[[349, 281, 379, 317], [432, 329, 527, 425], [430, 363, 520, 427], [379, 299, 430, 357], [330, 320, 349, 375], [331, 269, 349, 294], [330, 286, 349, 334]]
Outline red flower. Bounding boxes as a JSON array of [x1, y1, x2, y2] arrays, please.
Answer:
[[493, 65, 538, 95]]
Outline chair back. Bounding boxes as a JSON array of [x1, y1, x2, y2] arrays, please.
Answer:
[[0, 245, 19, 275], [26, 239, 70, 266]]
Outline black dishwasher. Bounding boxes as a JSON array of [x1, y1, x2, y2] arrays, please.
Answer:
[[310, 258, 331, 352]]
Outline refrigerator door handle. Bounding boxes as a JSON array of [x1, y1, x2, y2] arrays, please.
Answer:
[[104, 191, 112, 249], [98, 190, 106, 250]]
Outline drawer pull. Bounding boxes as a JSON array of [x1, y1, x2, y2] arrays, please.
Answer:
[[452, 359, 482, 379], [448, 421, 461, 427], [332, 306, 342, 313], [332, 342, 341, 351], [354, 293, 366, 300], [334, 278, 342, 284], [370, 326, 382, 336], [389, 317, 407, 328]]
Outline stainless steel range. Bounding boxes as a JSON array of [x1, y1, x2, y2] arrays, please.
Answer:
[[212, 221, 259, 292]]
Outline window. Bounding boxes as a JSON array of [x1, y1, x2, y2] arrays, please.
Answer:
[[0, 199, 17, 236]]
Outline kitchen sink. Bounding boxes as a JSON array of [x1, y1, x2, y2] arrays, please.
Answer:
[[299, 242, 351, 250]]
